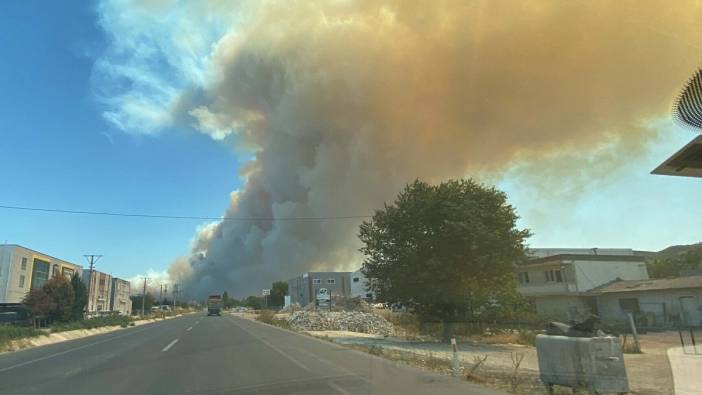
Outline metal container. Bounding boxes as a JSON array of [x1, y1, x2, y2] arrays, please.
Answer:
[[536, 334, 629, 394]]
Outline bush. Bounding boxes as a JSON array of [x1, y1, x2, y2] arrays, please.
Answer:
[[255, 310, 276, 325], [0, 325, 44, 349], [51, 314, 133, 333]]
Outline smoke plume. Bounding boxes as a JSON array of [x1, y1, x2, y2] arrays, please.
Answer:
[[96, 1, 702, 298]]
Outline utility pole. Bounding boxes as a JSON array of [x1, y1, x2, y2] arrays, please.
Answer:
[[159, 284, 163, 306], [83, 255, 102, 315], [172, 284, 178, 310], [141, 277, 150, 316]]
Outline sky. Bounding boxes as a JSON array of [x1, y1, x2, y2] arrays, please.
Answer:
[[0, 1, 242, 281], [1, 1, 701, 293]]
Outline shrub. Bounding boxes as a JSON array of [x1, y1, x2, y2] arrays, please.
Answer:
[[0, 325, 44, 349], [51, 314, 132, 333], [255, 310, 276, 325]]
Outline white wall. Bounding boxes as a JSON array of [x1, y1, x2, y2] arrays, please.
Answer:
[[597, 289, 702, 327], [350, 269, 373, 299], [0, 245, 12, 302], [532, 295, 590, 320], [573, 260, 649, 292]]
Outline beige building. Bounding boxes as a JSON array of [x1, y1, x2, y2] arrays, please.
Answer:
[[82, 270, 113, 313], [109, 277, 131, 315], [0, 244, 83, 303]]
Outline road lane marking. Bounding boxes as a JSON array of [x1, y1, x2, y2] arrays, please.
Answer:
[[227, 316, 309, 371], [0, 323, 159, 373], [327, 381, 351, 395], [186, 326, 193, 331], [290, 346, 370, 385], [161, 338, 179, 352]]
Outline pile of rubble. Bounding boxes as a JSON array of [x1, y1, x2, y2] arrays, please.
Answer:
[[287, 311, 393, 336]]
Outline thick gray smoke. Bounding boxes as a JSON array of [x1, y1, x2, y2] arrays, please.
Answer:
[[96, 1, 702, 298]]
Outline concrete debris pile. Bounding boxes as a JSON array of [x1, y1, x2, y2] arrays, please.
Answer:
[[287, 311, 393, 336]]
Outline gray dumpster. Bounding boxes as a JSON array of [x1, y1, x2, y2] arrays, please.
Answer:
[[536, 334, 629, 394]]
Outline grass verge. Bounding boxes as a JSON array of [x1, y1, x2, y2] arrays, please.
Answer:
[[51, 315, 133, 333], [0, 325, 45, 351]]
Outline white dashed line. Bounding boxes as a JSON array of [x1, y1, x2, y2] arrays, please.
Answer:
[[161, 339, 179, 352], [186, 326, 193, 331]]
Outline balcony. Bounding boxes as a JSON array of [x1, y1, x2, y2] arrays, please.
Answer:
[[517, 282, 578, 296]]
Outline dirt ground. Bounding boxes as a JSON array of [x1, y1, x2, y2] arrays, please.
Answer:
[[306, 329, 698, 394]]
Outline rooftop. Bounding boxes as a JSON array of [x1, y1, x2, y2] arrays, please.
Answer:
[[0, 244, 83, 268], [590, 275, 702, 294], [522, 253, 645, 266]]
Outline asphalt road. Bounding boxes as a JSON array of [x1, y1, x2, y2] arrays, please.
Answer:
[[0, 313, 505, 394]]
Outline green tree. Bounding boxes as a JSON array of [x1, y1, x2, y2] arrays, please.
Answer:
[[270, 281, 288, 308], [130, 293, 155, 314], [648, 247, 702, 278], [359, 179, 531, 340], [244, 295, 264, 310], [43, 276, 75, 322], [22, 288, 54, 319], [23, 276, 75, 323], [70, 273, 87, 321]]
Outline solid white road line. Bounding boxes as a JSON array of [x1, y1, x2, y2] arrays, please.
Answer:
[[186, 326, 193, 331], [0, 324, 159, 373], [227, 316, 309, 371], [327, 381, 351, 395], [161, 339, 179, 352]]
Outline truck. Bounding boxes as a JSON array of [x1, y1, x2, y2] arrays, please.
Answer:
[[207, 294, 223, 316]]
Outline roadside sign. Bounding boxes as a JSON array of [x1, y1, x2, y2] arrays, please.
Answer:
[[316, 288, 331, 311], [262, 289, 271, 296]]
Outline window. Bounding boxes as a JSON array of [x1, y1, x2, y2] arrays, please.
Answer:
[[327, 278, 336, 284], [544, 270, 553, 282], [312, 278, 321, 284], [619, 298, 640, 313], [18, 275, 25, 288], [518, 272, 530, 284], [353, 277, 360, 283], [20, 257, 27, 270], [31, 259, 50, 289], [544, 270, 563, 282]]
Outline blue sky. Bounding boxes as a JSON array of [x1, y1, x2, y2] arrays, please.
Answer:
[[0, 2, 241, 279], [1, 1, 701, 284]]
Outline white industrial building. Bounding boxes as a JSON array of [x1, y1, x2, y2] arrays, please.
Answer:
[[0, 244, 83, 303], [350, 269, 375, 300]]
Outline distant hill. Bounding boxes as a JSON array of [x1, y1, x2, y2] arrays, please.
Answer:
[[645, 242, 702, 261], [641, 242, 702, 278]]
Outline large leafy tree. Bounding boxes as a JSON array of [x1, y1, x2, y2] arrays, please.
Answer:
[[43, 276, 75, 322], [23, 276, 75, 323], [70, 273, 87, 320], [360, 179, 531, 338], [270, 281, 288, 308], [130, 293, 155, 314], [23, 288, 54, 319]]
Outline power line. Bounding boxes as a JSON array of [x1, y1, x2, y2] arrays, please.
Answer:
[[0, 204, 372, 222]]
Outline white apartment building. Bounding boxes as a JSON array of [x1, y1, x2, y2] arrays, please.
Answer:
[[516, 248, 649, 320], [82, 270, 113, 313], [0, 244, 83, 303], [109, 277, 131, 316]]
